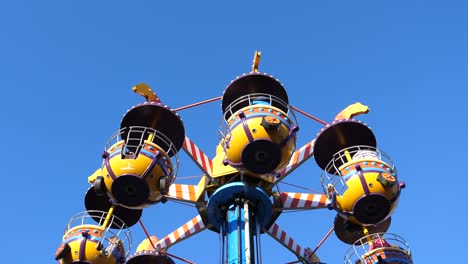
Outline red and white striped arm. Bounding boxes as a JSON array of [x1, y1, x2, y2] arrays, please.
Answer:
[[266, 223, 320, 263], [276, 139, 315, 183], [154, 215, 208, 251], [182, 136, 213, 177], [166, 184, 199, 203], [280, 192, 329, 210]]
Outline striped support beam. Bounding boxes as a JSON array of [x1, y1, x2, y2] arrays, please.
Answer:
[[182, 136, 213, 177], [266, 223, 318, 263], [166, 184, 198, 203], [276, 139, 315, 182], [155, 215, 207, 251], [280, 192, 329, 210]]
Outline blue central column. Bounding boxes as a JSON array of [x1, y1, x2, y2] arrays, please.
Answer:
[[206, 182, 273, 264], [227, 202, 246, 264]]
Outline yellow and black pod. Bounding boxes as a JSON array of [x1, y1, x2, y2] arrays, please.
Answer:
[[220, 72, 298, 177], [55, 211, 131, 264], [316, 119, 404, 226]]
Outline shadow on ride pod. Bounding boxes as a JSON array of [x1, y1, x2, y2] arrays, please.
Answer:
[[344, 232, 413, 264], [85, 186, 143, 229], [85, 101, 185, 227], [126, 236, 175, 264], [333, 214, 391, 245], [219, 72, 298, 177], [313, 119, 405, 229], [54, 211, 132, 264]]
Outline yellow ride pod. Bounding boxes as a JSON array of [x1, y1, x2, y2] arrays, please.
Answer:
[[315, 120, 405, 225], [331, 147, 402, 225], [220, 72, 298, 176], [125, 236, 175, 264], [345, 232, 413, 264], [92, 102, 184, 211], [96, 126, 178, 209], [55, 211, 132, 264]]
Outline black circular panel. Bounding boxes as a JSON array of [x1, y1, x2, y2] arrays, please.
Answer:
[[353, 194, 391, 225], [241, 139, 281, 174], [111, 175, 149, 208], [313, 120, 376, 171], [222, 73, 289, 119], [120, 103, 185, 155]]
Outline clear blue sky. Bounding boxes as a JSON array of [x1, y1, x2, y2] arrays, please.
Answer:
[[1, 1, 466, 263]]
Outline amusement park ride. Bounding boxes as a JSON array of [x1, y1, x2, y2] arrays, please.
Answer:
[[54, 52, 413, 264]]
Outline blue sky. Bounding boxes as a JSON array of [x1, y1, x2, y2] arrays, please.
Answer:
[[1, 1, 466, 263]]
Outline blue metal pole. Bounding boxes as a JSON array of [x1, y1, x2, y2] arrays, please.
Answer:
[[227, 202, 246, 264], [207, 183, 273, 264]]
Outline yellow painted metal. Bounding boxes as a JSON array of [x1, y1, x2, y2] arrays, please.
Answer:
[[59, 225, 121, 264], [252, 51, 261, 72], [362, 227, 373, 243], [211, 143, 238, 178], [101, 140, 174, 207], [363, 226, 369, 236], [196, 175, 209, 202], [132, 83, 160, 102], [59, 240, 116, 264], [224, 105, 295, 177], [335, 159, 400, 225], [136, 236, 158, 251], [147, 133, 154, 142], [334, 102, 370, 120], [336, 171, 399, 225], [344, 150, 352, 162], [101, 205, 115, 230], [88, 168, 102, 184], [203, 141, 278, 194]]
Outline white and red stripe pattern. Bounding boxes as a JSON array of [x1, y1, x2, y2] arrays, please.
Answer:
[[266, 223, 317, 262], [182, 136, 213, 177], [280, 192, 329, 210], [155, 215, 207, 251], [167, 184, 199, 203], [276, 139, 315, 182]]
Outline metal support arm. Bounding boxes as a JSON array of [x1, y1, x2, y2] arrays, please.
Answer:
[[265, 223, 321, 264], [154, 215, 209, 251]]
